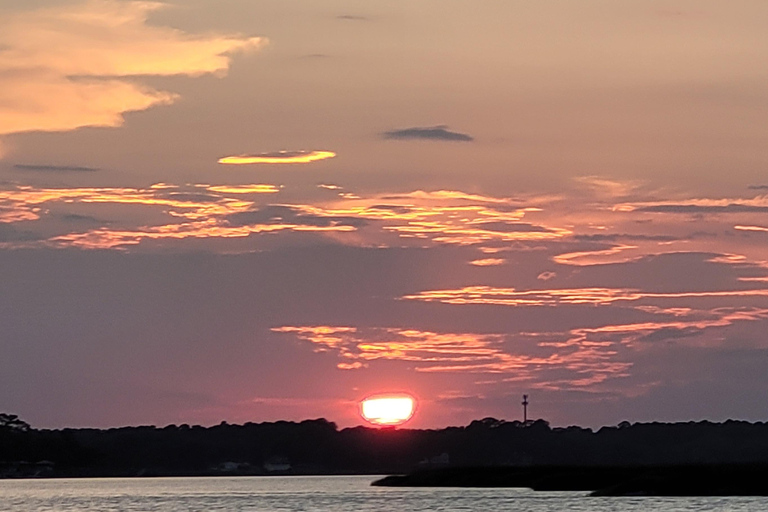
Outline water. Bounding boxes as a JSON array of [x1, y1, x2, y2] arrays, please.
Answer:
[[1, 476, 767, 511]]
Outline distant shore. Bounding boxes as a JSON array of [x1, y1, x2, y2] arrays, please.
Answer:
[[4, 415, 768, 483], [372, 465, 768, 496]]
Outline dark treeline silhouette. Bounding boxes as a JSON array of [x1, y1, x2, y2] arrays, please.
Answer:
[[4, 414, 768, 479]]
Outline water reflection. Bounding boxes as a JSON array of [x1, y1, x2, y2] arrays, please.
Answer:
[[1, 476, 767, 512]]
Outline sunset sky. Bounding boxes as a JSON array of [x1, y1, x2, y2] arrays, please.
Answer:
[[1, 0, 768, 429]]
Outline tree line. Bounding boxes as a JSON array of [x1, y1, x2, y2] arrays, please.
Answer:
[[3, 414, 768, 478]]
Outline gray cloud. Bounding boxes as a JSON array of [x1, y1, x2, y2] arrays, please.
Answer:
[[748, 185, 768, 191], [574, 234, 681, 242], [0, 224, 39, 242], [635, 326, 703, 343], [382, 125, 474, 142], [157, 192, 223, 203], [551, 251, 749, 293], [59, 214, 105, 224], [226, 205, 368, 229], [475, 222, 552, 233], [14, 164, 100, 173], [337, 15, 368, 21], [367, 204, 412, 214]]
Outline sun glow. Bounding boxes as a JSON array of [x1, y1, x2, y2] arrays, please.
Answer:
[[360, 395, 416, 426]]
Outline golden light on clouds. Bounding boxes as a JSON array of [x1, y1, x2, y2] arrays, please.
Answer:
[[5, 178, 768, 269], [399, 190, 511, 204], [403, 286, 643, 307], [0, 208, 39, 223], [273, 325, 632, 390], [552, 245, 640, 266], [403, 286, 768, 307], [218, 151, 336, 165], [735, 225, 768, 233], [0, 184, 257, 223], [284, 191, 569, 246], [0, 0, 264, 137], [207, 185, 280, 194], [470, 258, 506, 266], [46, 220, 356, 250], [614, 196, 768, 214], [274, 303, 768, 392]]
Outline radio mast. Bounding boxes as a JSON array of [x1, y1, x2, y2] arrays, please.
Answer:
[[522, 394, 529, 423]]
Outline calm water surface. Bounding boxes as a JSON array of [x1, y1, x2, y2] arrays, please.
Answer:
[[1, 475, 767, 511]]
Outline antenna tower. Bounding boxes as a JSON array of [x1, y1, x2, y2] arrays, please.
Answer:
[[522, 394, 529, 423]]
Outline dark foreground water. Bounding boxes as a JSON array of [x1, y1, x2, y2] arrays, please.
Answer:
[[1, 475, 767, 511]]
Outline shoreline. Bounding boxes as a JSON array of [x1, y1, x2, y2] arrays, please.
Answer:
[[372, 464, 768, 496]]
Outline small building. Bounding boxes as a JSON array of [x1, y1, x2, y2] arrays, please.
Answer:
[[263, 456, 291, 473]]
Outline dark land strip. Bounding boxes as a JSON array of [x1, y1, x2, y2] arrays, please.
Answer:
[[372, 465, 768, 496], [4, 413, 768, 495]]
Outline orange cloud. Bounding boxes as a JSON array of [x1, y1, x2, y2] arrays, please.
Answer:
[[555, 307, 768, 349], [735, 225, 768, 233], [272, 325, 631, 389], [218, 151, 336, 165], [273, 305, 768, 391], [1, 182, 373, 249], [403, 286, 768, 307], [470, 258, 506, 266], [553, 244, 639, 266], [207, 185, 281, 194], [385, 222, 569, 245], [574, 176, 640, 198], [391, 190, 512, 204], [47, 220, 356, 249], [273, 326, 504, 367], [271, 326, 358, 352], [286, 192, 569, 246], [0, 184, 257, 224], [615, 196, 768, 214], [7, 180, 768, 263], [0, 207, 40, 223], [0, 0, 264, 138]]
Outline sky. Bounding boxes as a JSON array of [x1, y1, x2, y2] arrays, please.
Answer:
[[1, 0, 767, 430]]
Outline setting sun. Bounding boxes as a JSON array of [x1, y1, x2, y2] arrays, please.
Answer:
[[360, 395, 416, 426]]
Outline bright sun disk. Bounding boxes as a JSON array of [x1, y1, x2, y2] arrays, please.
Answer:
[[360, 395, 416, 426]]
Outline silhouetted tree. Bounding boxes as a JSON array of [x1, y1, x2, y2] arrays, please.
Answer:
[[0, 413, 30, 432]]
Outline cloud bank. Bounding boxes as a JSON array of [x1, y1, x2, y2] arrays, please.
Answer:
[[14, 164, 100, 173]]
